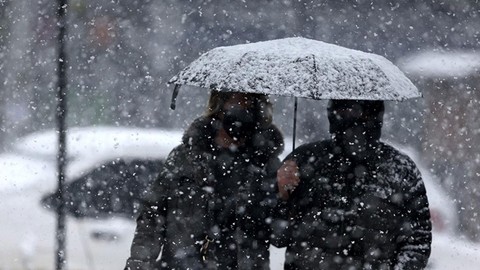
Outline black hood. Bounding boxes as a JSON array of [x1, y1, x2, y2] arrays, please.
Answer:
[[327, 100, 384, 157]]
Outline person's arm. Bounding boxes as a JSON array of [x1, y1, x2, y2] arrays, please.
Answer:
[[394, 163, 432, 270], [124, 198, 166, 269], [270, 158, 300, 248], [271, 143, 319, 248], [124, 148, 180, 270], [277, 160, 300, 200], [237, 156, 282, 270]]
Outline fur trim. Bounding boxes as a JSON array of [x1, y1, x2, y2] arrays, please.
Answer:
[[182, 116, 284, 159]]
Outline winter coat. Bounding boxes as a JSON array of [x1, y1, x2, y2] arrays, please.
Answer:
[[272, 140, 432, 270], [124, 116, 284, 270]]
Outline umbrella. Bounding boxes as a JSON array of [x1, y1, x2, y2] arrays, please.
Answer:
[[168, 37, 421, 147], [169, 37, 420, 101]]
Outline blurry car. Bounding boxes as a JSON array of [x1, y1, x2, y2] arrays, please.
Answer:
[[0, 126, 182, 270], [1, 128, 479, 269], [41, 158, 162, 220]]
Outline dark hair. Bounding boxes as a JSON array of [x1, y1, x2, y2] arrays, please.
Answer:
[[204, 90, 273, 128], [327, 100, 385, 116]]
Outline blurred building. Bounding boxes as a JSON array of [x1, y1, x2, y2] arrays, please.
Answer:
[[399, 51, 480, 241]]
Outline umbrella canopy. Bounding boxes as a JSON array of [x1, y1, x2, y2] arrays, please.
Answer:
[[169, 37, 420, 101]]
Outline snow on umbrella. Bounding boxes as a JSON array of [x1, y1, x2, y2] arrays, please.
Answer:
[[169, 37, 420, 101]]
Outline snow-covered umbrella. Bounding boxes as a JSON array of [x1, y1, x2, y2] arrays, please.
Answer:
[[169, 37, 421, 147], [169, 37, 420, 101]]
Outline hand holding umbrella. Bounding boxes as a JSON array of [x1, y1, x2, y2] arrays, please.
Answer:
[[277, 160, 300, 200]]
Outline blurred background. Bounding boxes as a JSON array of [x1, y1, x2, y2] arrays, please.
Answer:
[[1, 0, 479, 269]]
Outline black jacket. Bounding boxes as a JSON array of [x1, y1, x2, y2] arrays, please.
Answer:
[[125, 116, 284, 270], [272, 140, 432, 270]]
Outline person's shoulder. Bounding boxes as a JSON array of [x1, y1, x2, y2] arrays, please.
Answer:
[[295, 139, 332, 152], [163, 144, 186, 165], [181, 116, 217, 149], [378, 142, 420, 171], [170, 143, 188, 155], [379, 142, 412, 159], [286, 139, 332, 160], [252, 123, 285, 158]]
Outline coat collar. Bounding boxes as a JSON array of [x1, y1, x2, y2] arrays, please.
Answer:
[[182, 116, 285, 160]]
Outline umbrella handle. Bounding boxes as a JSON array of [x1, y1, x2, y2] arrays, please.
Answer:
[[170, 84, 181, 110]]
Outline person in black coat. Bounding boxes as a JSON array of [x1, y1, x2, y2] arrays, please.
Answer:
[[124, 90, 284, 270], [273, 100, 432, 270]]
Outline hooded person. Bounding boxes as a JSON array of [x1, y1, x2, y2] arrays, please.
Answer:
[[273, 100, 432, 270], [124, 90, 284, 270]]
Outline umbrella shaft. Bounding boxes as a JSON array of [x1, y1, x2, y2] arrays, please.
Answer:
[[292, 97, 297, 151], [55, 0, 68, 269]]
